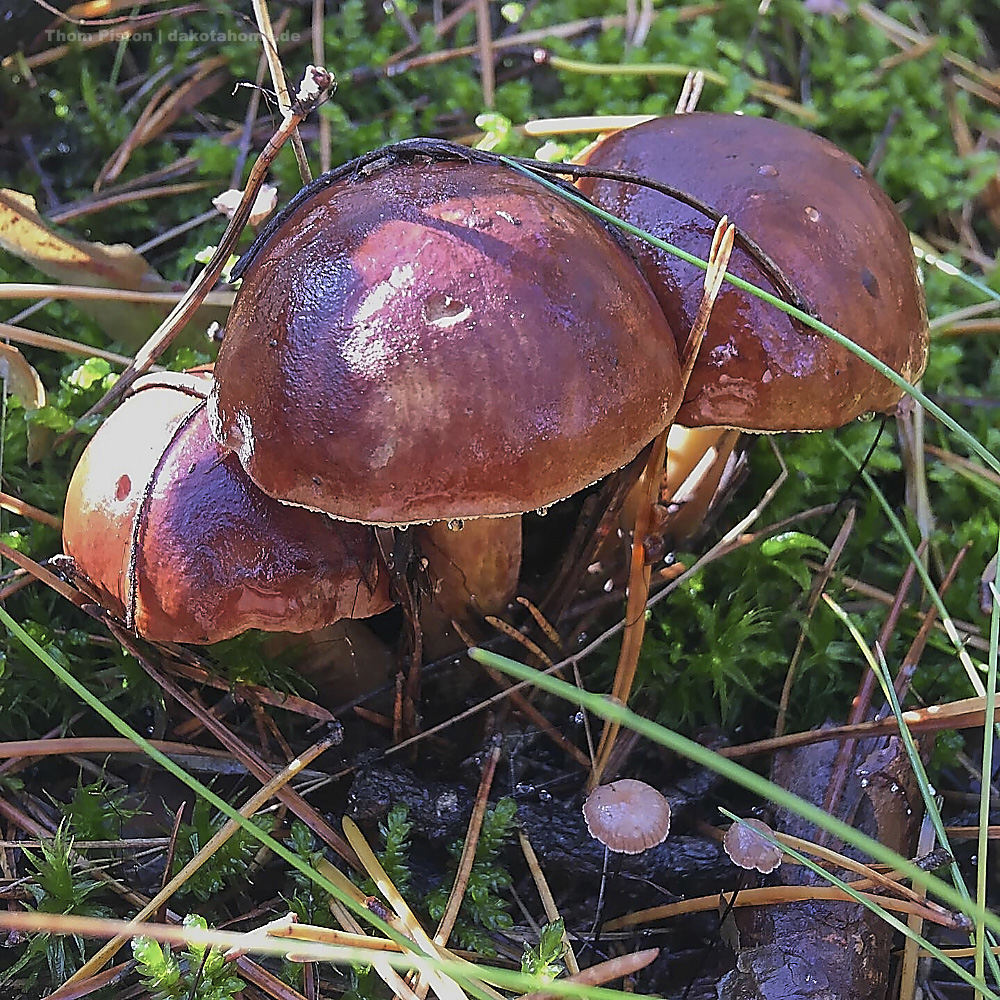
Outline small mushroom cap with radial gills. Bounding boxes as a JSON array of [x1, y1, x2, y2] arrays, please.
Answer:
[[576, 113, 929, 432], [63, 371, 392, 644], [723, 817, 783, 874], [208, 148, 682, 525], [583, 778, 672, 854]]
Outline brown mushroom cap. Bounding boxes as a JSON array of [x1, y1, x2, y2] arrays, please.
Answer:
[[208, 151, 682, 525], [583, 778, 672, 854], [63, 371, 392, 643], [575, 113, 929, 431], [722, 817, 783, 874]]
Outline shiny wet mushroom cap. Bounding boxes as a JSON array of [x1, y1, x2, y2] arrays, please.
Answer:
[[63, 371, 392, 644], [723, 817, 783, 874], [209, 146, 681, 524], [208, 143, 682, 630], [576, 113, 929, 432], [583, 778, 672, 854]]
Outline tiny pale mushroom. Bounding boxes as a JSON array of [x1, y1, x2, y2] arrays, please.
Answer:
[[723, 817, 783, 874], [583, 778, 672, 854]]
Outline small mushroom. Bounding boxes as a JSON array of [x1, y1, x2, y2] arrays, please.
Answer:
[[583, 778, 671, 854], [575, 113, 929, 432], [723, 817, 783, 874], [208, 145, 682, 629], [63, 371, 392, 643]]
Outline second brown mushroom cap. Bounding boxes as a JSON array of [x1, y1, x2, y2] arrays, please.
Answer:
[[576, 113, 929, 432]]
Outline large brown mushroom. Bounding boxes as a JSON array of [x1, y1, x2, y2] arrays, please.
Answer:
[[63, 371, 392, 644], [208, 144, 683, 628], [575, 113, 929, 432]]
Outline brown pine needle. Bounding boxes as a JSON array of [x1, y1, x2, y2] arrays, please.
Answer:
[[64, 737, 334, 985], [76, 65, 333, 425], [0, 283, 234, 307], [518, 829, 579, 975], [589, 216, 734, 790], [0, 490, 61, 530], [434, 742, 502, 948], [485, 614, 553, 667], [517, 948, 659, 999], [0, 321, 139, 367], [516, 596, 563, 652], [604, 883, 963, 931]]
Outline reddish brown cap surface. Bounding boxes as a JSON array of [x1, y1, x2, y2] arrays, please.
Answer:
[[63, 372, 391, 643], [583, 778, 672, 854], [209, 153, 681, 524], [576, 113, 929, 431]]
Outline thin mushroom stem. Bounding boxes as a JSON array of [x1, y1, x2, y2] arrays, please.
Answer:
[[588, 221, 734, 791]]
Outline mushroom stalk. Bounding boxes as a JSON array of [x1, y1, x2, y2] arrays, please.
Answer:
[[417, 516, 522, 639]]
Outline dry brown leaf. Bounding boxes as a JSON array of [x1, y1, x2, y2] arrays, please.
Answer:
[[0, 189, 229, 347]]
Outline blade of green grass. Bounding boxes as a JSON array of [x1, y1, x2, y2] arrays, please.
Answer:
[[719, 810, 999, 1000], [832, 435, 987, 700], [979, 569, 1000, 987], [0, 606, 448, 983], [822, 592, 1000, 989], [913, 240, 1000, 306], [469, 646, 1000, 937]]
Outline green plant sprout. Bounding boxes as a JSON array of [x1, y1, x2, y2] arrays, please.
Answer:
[[170, 799, 273, 903], [1, 824, 111, 988], [427, 798, 517, 953], [521, 918, 567, 981], [133, 913, 245, 1000]]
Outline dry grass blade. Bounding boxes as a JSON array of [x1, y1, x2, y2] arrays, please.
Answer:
[[0, 538, 87, 608], [156, 657, 335, 723], [517, 829, 579, 975], [74, 64, 332, 425], [523, 115, 656, 136], [312, 848, 425, 989], [605, 883, 963, 931], [475, 0, 495, 109], [94, 56, 229, 191], [342, 817, 471, 1000], [587, 425, 667, 790], [719, 693, 1000, 759], [61, 737, 335, 986], [0, 321, 138, 367], [433, 742, 501, 948], [589, 217, 734, 789], [252, 0, 313, 185], [0, 283, 234, 308]]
